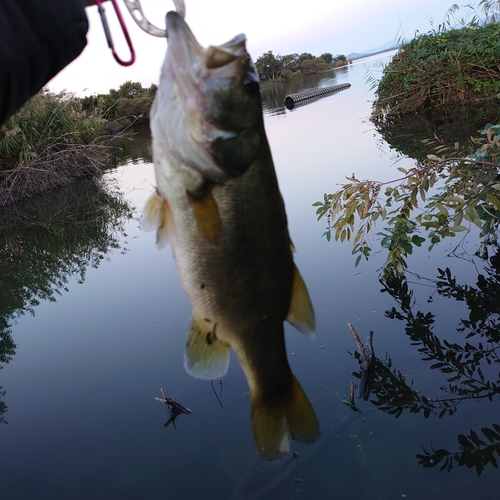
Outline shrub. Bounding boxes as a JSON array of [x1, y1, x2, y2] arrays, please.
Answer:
[[0, 90, 109, 206], [372, 22, 500, 119]]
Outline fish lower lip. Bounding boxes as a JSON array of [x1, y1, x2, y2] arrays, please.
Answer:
[[166, 10, 184, 35]]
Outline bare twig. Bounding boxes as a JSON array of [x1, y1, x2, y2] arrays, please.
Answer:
[[211, 379, 224, 408], [347, 323, 370, 370], [155, 388, 191, 414], [347, 324, 375, 399]]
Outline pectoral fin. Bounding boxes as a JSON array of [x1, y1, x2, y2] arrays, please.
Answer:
[[286, 265, 315, 337], [188, 189, 222, 245], [142, 191, 171, 248], [184, 313, 230, 380]]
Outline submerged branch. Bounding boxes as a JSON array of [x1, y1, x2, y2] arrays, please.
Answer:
[[155, 388, 191, 415], [347, 324, 375, 399]]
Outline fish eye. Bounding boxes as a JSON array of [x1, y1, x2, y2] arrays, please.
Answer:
[[243, 75, 260, 96]]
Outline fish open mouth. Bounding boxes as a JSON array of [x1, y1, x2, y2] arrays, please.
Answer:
[[166, 11, 247, 73], [165, 11, 205, 69]]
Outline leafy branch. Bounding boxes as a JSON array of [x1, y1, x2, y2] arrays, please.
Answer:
[[381, 272, 500, 401], [314, 123, 500, 277], [416, 424, 500, 475], [352, 352, 460, 419]]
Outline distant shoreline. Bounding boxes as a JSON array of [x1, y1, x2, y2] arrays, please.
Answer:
[[258, 46, 399, 90]]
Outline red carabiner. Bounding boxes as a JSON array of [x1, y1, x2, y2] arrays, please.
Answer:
[[96, 0, 136, 66]]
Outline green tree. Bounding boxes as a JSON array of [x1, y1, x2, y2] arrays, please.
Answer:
[[300, 59, 316, 75], [281, 53, 299, 72], [146, 83, 158, 100], [116, 80, 145, 100], [320, 52, 333, 63], [297, 52, 314, 64], [255, 51, 282, 80], [118, 96, 153, 118]]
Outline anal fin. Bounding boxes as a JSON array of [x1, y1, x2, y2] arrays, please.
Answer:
[[286, 264, 315, 337], [184, 313, 230, 380]]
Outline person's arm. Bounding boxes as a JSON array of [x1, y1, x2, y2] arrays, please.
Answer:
[[0, 0, 90, 125]]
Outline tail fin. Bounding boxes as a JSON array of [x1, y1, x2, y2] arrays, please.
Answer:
[[251, 375, 320, 461]]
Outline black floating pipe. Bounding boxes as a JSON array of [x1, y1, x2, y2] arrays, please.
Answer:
[[284, 83, 351, 110]]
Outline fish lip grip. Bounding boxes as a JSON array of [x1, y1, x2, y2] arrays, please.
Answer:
[[95, 0, 186, 66], [122, 0, 186, 37], [96, 0, 136, 66]]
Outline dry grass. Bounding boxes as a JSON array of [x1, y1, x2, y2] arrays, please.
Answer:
[[0, 89, 112, 207], [0, 144, 108, 206]]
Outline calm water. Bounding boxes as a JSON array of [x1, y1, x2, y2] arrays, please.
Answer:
[[1, 54, 499, 499]]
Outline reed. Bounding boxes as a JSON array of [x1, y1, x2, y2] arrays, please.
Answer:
[[0, 89, 110, 206]]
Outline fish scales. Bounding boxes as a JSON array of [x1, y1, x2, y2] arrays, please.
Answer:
[[144, 8, 319, 460]]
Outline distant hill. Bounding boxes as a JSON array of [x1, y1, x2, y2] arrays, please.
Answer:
[[345, 39, 405, 60]]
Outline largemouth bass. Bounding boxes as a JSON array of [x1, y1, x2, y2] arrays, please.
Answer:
[[144, 9, 319, 460]]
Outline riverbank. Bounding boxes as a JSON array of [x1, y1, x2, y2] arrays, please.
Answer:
[[0, 90, 111, 207], [372, 21, 500, 118]]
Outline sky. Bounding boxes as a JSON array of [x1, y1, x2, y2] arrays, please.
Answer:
[[49, 0, 470, 96]]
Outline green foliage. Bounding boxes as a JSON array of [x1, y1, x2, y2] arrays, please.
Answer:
[[300, 58, 317, 75], [314, 123, 500, 277], [255, 51, 283, 81], [0, 89, 103, 170], [332, 54, 347, 66], [375, 269, 500, 475], [0, 89, 110, 205], [347, 263, 500, 474], [373, 20, 500, 118], [417, 425, 500, 474], [81, 81, 157, 124], [371, 102, 500, 163], [0, 177, 133, 424], [0, 80, 159, 204], [297, 52, 314, 64], [320, 52, 333, 63], [255, 49, 343, 81], [115, 80, 144, 100]]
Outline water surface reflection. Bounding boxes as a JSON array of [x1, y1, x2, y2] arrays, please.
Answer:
[[0, 178, 133, 423], [344, 251, 500, 476], [1, 52, 499, 499]]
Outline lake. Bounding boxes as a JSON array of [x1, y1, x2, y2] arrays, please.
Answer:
[[1, 52, 499, 499]]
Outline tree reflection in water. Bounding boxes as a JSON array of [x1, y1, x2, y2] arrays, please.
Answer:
[[0, 177, 134, 424], [351, 250, 500, 475]]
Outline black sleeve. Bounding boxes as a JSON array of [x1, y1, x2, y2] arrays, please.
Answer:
[[0, 0, 89, 125]]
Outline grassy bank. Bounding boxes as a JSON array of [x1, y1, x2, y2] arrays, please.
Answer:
[[372, 20, 500, 119], [0, 90, 110, 206]]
